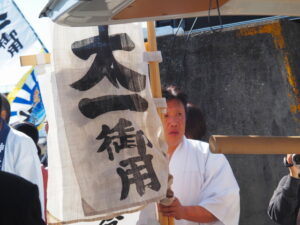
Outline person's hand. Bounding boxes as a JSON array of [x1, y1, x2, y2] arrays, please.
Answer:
[[287, 154, 300, 179], [158, 197, 185, 220]]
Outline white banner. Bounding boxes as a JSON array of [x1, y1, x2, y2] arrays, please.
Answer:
[[46, 23, 168, 224], [0, 0, 38, 60], [0, 0, 44, 87]]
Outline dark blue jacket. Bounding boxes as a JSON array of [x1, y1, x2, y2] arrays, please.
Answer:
[[0, 171, 45, 225], [268, 175, 300, 225]]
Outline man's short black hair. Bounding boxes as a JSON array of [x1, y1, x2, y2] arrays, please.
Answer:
[[162, 85, 188, 112], [0, 93, 11, 123], [13, 122, 41, 156], [185, 103, 206, 140], [13, 122, 39, 144]]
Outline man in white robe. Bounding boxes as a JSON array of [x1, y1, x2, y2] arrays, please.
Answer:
[[158, 86, 240, 225], [0, 94, 44, 219]]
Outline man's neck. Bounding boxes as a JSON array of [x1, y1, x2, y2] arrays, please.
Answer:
[[168, 147, 176, 159], [168, 142, 181, 159], [167, 137, 184, 159]]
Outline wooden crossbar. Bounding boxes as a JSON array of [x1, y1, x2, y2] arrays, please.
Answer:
[[209, 135, 300, 154], [20, 53, 51, 66]]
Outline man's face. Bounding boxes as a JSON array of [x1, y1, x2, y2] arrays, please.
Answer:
[[163, 99, 186, 152]]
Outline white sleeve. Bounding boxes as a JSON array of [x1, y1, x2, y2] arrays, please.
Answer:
[[13, 134, 45, 220], [199, 152, 240, 225]]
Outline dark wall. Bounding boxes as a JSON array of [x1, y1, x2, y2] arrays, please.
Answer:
[[157, 19, 300, 225]]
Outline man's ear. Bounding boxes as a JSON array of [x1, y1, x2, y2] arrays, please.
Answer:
[[0, 110, 7, 121]]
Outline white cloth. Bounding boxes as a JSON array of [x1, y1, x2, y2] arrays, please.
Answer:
[[136, 203, 160, 225], [169, 137, 240, 225], [2, 128, 45, 219]]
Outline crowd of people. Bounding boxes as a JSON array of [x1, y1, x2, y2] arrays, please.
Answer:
[[0, 85, 297, 225]]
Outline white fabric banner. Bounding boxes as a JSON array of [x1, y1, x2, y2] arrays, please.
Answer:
[[46, 23, 168, 224], [0, 0, 38, 61], [0, 0, 45, 87]]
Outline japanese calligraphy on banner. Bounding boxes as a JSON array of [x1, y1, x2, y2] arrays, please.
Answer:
[[0, 0, 42, 61], [46, 23, 168, 224], [0, 0, 46, 87]]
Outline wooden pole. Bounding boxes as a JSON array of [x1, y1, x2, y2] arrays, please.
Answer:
[[209, 135, 300, 154], [146, 21, 165, 119], [146, 21, 174, 225], [20, 53, 51, 66], [146, 22, 161, 96]]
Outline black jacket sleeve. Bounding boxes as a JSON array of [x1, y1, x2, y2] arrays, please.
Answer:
[[25, 184, 46, 225], [268, 175, 300, 225], [0, 171, 45, 225]]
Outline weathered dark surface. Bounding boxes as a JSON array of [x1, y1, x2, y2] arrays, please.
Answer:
[[157, 19, 300, 225]]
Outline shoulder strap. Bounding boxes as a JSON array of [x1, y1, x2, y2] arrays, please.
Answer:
[[0, 118, 11, 170]]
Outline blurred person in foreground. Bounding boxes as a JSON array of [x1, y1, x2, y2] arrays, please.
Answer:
[[0, 170, 45, 225], [158, 86, 240, 225], [0, 93, 44, 220]]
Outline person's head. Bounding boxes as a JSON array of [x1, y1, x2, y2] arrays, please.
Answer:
[[185, 103, 206, 140], [162, 86, 188, 154], [13, 121, 41, 156], [13, 122, 39, 144], [0, 93, 11, 124]]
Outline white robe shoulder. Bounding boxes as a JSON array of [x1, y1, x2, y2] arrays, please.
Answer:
[[169, 137, 240, 225]]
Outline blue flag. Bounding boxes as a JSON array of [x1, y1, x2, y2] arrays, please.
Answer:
[[7, 67, 46, 135]]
